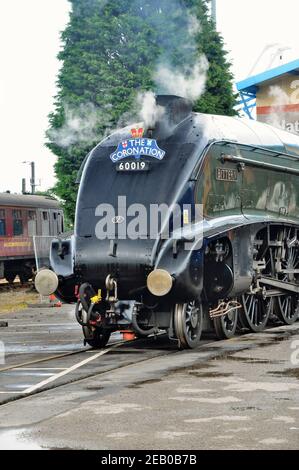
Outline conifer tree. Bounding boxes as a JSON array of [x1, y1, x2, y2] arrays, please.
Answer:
[[47, 0, 237, 222]]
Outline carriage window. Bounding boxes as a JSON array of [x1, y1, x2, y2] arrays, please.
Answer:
[[0, 209, 5, 236], [0, 219, 5, 236], [58, 213, 64, 233], [42, 211, 48, 220], [13, 210, 22, 219], [28, 210, 36, 220], [13, 210, 23, 236], [53, 212, 57, 220]]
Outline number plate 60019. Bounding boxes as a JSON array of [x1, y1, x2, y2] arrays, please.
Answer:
[[116, 161, 150, 172]]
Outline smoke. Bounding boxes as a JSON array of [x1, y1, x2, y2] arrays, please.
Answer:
[[137, 4, 208, 128], [152, 5, 208, 102], [133, 6, 208, 130], [137, 91, 165, 129], [72, 0, 109, 17], [269, 85, 290, 104], [50, 0, 209, 147], [48, 103, 113, 148], [187, 14, 201, 37], [154, 57, 208, 102], [266, 85, 290, 129]]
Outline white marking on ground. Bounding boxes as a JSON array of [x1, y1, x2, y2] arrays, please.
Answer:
[[176, 388, 212, 393], [92, 403, 144, 415], [185, 415, 250, 423], [5, 384, 32, 389], [170, 396, 241, 404], [107, 432, 135, 439], [23, 341, 125, 394], [273, 416, 295, 424], [225, 427, 253, 433], [260, 438, 287, 445], [14, 368, 67, 371], [0, 429, 41, 450], [57, 400, 144, 418], [156, 431, 193, 440], [224, 381, 299, 392], [6, 371, 55, 377], [201, 377, 245, 384]]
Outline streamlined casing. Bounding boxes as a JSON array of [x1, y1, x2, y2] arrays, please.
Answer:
[[50, 96, 299, 305]]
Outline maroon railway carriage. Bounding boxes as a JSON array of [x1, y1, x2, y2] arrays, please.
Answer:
[[0, 193, 63, 283]]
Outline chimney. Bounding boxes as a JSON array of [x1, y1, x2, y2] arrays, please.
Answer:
[[155, 95, 193, 127]]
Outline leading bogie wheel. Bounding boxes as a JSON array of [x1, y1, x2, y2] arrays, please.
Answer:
[[5, 273, 16, 284], [82, 326, 111, 349], [173, 301, 203, 349]]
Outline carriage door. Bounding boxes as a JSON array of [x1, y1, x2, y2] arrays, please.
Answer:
[[57, 212, 64, 234], [41, 211, 50, 236], [53, 211, 63, 235], [52, 212, 60, 235], [28, 210, 37, 236]]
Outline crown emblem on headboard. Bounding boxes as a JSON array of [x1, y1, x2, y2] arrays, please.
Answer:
[[131, 128, 144, 138]]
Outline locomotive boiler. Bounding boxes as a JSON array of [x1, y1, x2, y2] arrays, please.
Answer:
[[35, 95, 299, 349]]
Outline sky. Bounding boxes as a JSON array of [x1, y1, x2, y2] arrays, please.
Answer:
[[1, 0, 299, 193]]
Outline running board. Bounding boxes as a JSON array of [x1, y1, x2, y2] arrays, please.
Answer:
[[259, 277, 299, 294], [262, 289, 285, 298]]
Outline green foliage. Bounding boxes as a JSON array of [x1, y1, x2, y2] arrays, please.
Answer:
[[34, 189, 56, 197], [47, 0, 237, 221]]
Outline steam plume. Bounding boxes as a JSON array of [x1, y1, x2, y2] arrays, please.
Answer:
[[267, 85, 290, 129], [154, 57, 208, 102], [50, 1, 209, 146], [137, 91, 165, 129], [48, 103, 113, 148]]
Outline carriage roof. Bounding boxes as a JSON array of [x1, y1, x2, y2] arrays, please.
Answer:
[[0, 193, 61, 210]]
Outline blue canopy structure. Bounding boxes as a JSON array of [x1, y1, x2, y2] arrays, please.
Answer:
[[236, 59, 299, 119]]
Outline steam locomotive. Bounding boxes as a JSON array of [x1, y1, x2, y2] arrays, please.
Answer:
[[35, 95, 299, 349]]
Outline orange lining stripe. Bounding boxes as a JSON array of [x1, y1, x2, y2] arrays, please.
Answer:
[[257, 104, 299, 115]]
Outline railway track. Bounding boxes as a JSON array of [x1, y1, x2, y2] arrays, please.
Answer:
[[1, 321, 298, 451], [1, 294, 298, 410], [0, 333, 182, 406], [1, 323, 298, 409], [0, 280, 34, 293]]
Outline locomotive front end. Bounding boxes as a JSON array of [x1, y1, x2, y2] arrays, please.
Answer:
[[46, 95, 207, 348]]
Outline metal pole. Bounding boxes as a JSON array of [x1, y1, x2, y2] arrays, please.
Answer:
[[211, 0, 217, 24], [30, 161, 35, 194]]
